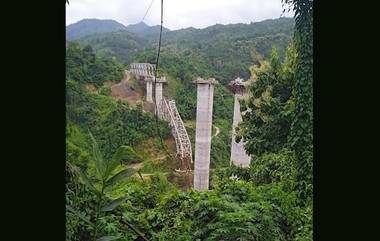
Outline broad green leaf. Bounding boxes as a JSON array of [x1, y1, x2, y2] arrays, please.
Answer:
[[113, 145, 141, 165], [71, 164, 98, 193], [101, 195, 128, 212], [105, 146, 134, 176], [106, 168, 136, 186], [96, 236, 120, 241], [88, 131, 106, 178], [66, 205, 93, 226], [111, 146, 132, 163]]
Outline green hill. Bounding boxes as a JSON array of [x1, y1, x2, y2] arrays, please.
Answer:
[[71, 17, 294, 83], [66, 18, 128, 40], [72, 31, 150, 64], [125, 21, 170, 35]]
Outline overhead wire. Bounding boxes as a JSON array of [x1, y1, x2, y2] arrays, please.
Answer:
[[146, 0, 242, 175], [141, 0, 155, 22], [150, 0, 182, 168]]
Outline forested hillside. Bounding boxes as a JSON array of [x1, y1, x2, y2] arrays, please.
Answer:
[[66, 42, 172, 163], [66, 2, 312, 239], [75, 31, 149, 64], [154, 17, 294, 82], [67, 19, 170, 41], [70, 17, 294, 82], [124, 21, 170, 35]]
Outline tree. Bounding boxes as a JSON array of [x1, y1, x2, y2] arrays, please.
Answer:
[[238, 45, 296, 156], [66, 42, 124, 87], [66, 132, 148, 240]]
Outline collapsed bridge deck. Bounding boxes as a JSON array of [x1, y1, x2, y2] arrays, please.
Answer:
[[129, 63, 193, 171]]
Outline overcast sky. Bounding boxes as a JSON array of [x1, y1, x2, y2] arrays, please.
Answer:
[[66, 0, 293, 30]]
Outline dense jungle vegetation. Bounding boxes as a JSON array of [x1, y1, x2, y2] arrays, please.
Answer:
[[74, 17, 294, 82], [66, 1, 313, 240]]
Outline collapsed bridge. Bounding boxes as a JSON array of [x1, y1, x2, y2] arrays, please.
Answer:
[[130, 63, 252, 191], [129, 63, 193, 171]]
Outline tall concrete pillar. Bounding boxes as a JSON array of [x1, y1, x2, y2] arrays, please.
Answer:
[[154, 76, 166, 116], [155, 82, 162, 102], [146, 78, 153, 102], [193, 77, 218, 191], [155, 76, 166, 103], [228, 78, 251, 167]]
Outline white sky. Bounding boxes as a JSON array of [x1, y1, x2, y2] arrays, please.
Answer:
[[66, 0, 293, 30]]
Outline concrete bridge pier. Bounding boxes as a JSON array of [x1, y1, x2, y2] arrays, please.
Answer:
[[146, 77, 153, 103], [155, 76, 166, 103], [228, 77, 251, 167], [193, 77, 218, 191], [154, 76, 166, 115]]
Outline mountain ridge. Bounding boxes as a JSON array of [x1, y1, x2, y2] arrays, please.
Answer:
[[125, 21, 170, 35], [66, 19, 170, 40], [66, 18, 128, 40]]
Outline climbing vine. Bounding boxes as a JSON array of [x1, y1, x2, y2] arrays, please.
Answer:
[[283, 0, 313, 204], [238, 45, 297, 157]]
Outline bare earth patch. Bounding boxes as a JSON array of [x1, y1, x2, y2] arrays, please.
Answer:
[[110, 73, 143, 107], [126, 162, 144, 170]]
